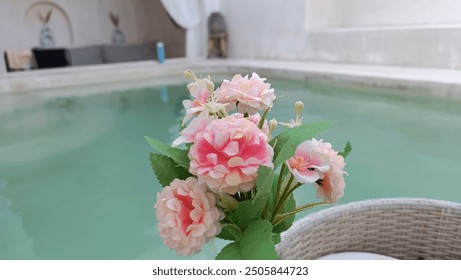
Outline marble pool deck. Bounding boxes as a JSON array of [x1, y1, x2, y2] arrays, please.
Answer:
[[1, 58, 461, 99]]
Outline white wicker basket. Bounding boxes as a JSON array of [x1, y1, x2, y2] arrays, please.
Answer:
[[277, 198, 461, 260]]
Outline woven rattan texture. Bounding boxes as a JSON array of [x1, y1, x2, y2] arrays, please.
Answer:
[[277, 198, 461, 260]]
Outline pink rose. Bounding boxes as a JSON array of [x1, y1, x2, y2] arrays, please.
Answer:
[[172, 111, 213, 147], [287, 138, 346, 203], [182, 78, 211, 124], [154, 177, 222, 256], [314, 140, 347, 203], [215, 73, 275, 115], [189, 115, 274, 194], [287, 139, 330, 184], [233, 112, 269, 136]]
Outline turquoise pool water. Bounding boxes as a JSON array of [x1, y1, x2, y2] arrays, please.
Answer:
[[1, 77, 461, 259]]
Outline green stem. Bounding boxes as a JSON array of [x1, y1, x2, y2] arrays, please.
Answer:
[[220, 223, 242, 240], [272, 201, 331, 226], [274, 164, 287, 209], [221, 222, 241, 233], [223, 213, 235, 225], [258, 108, 270, 129], [262, 201, 269, 220], [274, 181, 302, 217], [281, 182, 302, 207]]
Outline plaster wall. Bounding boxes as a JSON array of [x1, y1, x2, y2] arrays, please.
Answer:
[[221, 0, 461, 69], [221, 0, 308, 60], [339, 0, 461, 28]]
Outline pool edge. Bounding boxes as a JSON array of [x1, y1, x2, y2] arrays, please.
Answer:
[[1, 58, 461, 100]]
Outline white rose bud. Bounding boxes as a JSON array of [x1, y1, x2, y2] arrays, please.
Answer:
[[268, 118, 278, 139], [295, 101, 304, 120], [207, 80, 215, 93], [184, 69, 196, 80]]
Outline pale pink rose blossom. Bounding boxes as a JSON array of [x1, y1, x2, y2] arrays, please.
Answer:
[[189, 116, 274, 194], [313, 139, 347, 203], [182, 78, 211, 124], [286, 139, 331, 184], [214, 73, 275, 115], [154, 177, 223, 256], [233, 113, 269, 136], [172, 111, 213, 147]]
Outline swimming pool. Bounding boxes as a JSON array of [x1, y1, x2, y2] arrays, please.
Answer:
[[1, 75, 460, 259]]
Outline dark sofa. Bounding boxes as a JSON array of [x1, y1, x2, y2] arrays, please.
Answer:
[[25, 42, 158, 70]]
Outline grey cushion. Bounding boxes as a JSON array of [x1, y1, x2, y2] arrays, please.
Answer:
[[102, 42, 157, 63], [68, 46, 104, 66]]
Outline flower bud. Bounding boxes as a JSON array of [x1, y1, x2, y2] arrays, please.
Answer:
[[184, 69, 196, 80], [206, 80, 215, 93], [295, 101, 304, 120], [217, 106, 228, 118], [268, 118, 278, 138]]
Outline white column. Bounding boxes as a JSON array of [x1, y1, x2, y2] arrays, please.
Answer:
[[186, 25, 203, 58]]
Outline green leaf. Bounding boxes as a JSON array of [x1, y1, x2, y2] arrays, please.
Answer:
[[339, 141, 352, 158], [266, 176, 281, 219], [230, 200, 262, 231], [253, 166, 276, 219], [254, 166, 276, 202], [258, 108, 270, 129], [273, 194, 296, 234], [216, 242, 242, 259], [227, 168, 277, 230], [149, 153, 192, 187], [217, 224, 242, 241], [216, 220, 278, 260], [144, 136, 189, 168], [272, 233, 281, 245], [269, 121, 333, 167]]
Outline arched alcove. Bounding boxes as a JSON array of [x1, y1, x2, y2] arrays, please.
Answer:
[[23, 1, 74, 47]]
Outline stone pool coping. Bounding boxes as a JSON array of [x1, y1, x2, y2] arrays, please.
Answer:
[[1, 58, 461, 99]]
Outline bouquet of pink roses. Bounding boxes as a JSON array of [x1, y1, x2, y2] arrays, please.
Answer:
[[146, 70, 351, 259]]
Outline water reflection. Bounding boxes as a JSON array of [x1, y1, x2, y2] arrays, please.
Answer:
[[0, 179, 36, 259], [160, 86, 169, 104], [118, 93, 130, 112]]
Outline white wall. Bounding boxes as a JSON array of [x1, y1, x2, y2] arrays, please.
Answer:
[[339, 0, 461, 28], [305, 0, 461, 30], [221, 0, 309, 60], [304, 0, 342, 30], [221, 0, 461, 69], [0, 0, 155, 48]]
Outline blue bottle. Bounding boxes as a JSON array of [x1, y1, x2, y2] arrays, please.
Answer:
[[156, 41, 165, 64]]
